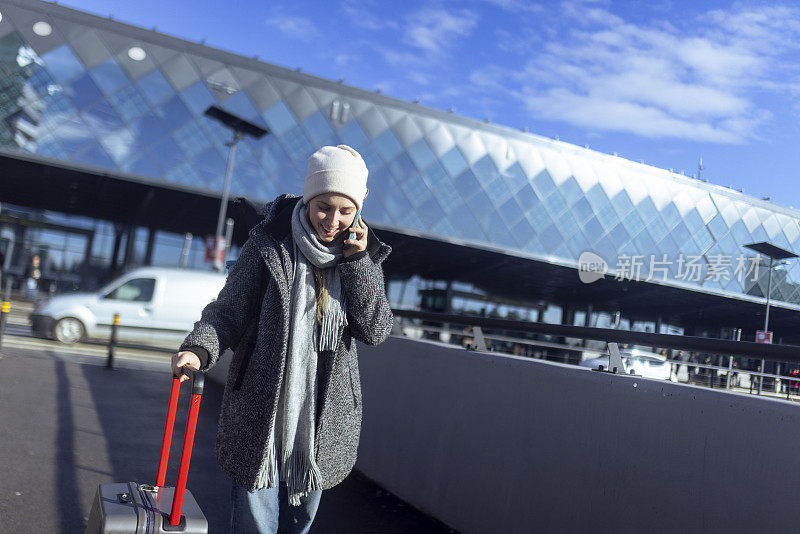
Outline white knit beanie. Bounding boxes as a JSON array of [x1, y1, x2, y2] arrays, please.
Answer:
[[303, 145, 368, 210]]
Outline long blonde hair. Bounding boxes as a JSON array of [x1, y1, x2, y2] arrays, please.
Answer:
[[311, 264, 328, 324]]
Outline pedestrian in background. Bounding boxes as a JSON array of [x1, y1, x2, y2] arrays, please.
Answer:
[[172, 145, 393, 534], [24, 254, 41, 301]]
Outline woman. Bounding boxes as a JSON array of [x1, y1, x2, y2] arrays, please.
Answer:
[[172, 145, 393, 533]]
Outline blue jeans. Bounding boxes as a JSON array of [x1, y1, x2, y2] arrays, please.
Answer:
[[230, 478, 322, 534]]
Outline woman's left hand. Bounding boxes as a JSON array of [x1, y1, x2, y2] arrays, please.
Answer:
[[342, 217, 368, 258]]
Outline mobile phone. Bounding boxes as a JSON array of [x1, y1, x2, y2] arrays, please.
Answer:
[[348, 205, 363, 241]]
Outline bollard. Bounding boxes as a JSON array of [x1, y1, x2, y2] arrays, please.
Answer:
[[107, 313, 120, 369], [0, 299, 9, 351]]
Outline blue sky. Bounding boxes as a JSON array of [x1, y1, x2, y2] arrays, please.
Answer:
[[58, 0, 800, 210]]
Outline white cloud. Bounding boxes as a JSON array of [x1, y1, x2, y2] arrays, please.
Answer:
[[341, 0, 400, 31], [403, 8, 478, 54], [475, 0, 542, 13], [264, 12, 319, 41], [521, 88, 756, 143], [482, 3, 800, 143]]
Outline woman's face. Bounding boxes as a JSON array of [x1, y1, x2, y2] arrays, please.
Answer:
[[306, 193, 357, 243]]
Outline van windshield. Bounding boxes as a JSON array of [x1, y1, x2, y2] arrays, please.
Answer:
[[104, 278, 156, 302]]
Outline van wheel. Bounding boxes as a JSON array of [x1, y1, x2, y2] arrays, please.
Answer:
[[53, 317, 85, 344]]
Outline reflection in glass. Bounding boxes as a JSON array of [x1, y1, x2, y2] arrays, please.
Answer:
[[406, 138, 436, 171], [148, 136, 186, 174], [65, 73, 103, 110], [82, 99, 124, 136], [417, 196, 446, 228], [262, 101, 297, 136], [502, 163, 528, 194], [136, 69, 175, 107], [499, 197, 524, 228], [109, 85, 149, 122], [41, 44, 84, 83], [73, 142, 114, 169], [440, 147, 469, 178], [432, 177, 463, 214], [173, 120, 210, 159], [487, 177, 512, 208], [302, 111, 336, 147], [89, 58, 129, 96], [125, 150, 161, 178], [280, 125, 313, 161], [515, 184, 540, 213], [256, 136, 290, 174], [557, 210, 580, 239], [222, 90, 259, 121], [472, 155, 500, 186], [180, 81, 216, 115], [155, 95, 192, 131], [165, 162, 203, 188], [52, 114, 94, 153], [129, 113, 167, 149], [512, 217, 536, 248], [539, 224, 564, 253], [374, 128, 403, 162], [336, 118, 368, 149], [532, 169, 556, 198]]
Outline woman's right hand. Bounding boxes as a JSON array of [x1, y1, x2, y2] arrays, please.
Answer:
[[172, 351, 201, 382]]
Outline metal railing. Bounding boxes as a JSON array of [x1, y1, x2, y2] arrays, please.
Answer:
[[392, 309, 800, 400]]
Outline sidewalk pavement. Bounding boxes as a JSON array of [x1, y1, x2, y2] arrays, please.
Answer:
[[0, 345, 458, 533]]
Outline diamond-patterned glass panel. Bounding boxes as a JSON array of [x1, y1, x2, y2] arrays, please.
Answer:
[[221, 91, 259, 121], [499, 197, 524, 228], [65, 73, 104, 110], [560, 177, 583, 206], [337, 118, 369, 149], [406, 138, 436, 171], [374, 128, 403, 162], [440, 147, 469, 177], [301, 111, 336, 147], [137, 69, 175, 107], [448, 203, 486, 241], [2, 2, 800, 306], [161, 54, 200, 92], [263, 101, 297, 136], [418, 197, 446, 228], [471, 155, 499, 187], [89, 58, 129, 96], [109, 85, 149, 122], [42, 44, 85, 83], [571, 197, 593, 225]]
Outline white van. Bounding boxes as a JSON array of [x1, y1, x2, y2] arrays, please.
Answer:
[[29, 267, 226, 348]]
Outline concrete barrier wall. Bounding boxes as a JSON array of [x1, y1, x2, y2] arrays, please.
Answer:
[[355, 336, 800, 534]]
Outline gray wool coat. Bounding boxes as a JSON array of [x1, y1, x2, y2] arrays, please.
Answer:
[[179, 194, 393, 492]]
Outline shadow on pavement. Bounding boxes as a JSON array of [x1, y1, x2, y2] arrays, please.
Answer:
[[0, 346, 456, 533], [79, 363, 457, 533], [79, 362, 232, 533], [55, 358, 85, 533]]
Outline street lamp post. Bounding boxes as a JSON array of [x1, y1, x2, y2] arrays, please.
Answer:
[[204, 105, 269, 271], [743, 242, 799, 395]]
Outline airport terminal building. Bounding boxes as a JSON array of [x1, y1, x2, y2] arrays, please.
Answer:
[[1, 0, 799, 342]]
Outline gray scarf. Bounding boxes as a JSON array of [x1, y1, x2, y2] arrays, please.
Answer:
[[254, 201, 348, 505]]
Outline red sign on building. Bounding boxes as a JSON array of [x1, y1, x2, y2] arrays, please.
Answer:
[[756, 330, 773, 344]]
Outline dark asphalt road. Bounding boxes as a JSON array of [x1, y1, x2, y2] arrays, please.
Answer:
[[0, 345, 457, 533]]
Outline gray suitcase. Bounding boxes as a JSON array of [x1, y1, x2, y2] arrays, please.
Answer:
[[86, 370, 208, 533]]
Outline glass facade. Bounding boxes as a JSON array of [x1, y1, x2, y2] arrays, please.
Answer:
[[1, 1, 799, 307]]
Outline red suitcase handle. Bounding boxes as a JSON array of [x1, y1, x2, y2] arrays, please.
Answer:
[[156, 367, 205, 527]]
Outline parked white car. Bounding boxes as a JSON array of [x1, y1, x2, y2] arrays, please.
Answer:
[[29, 267, 226, 347], [580, 347, 674, 381]]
